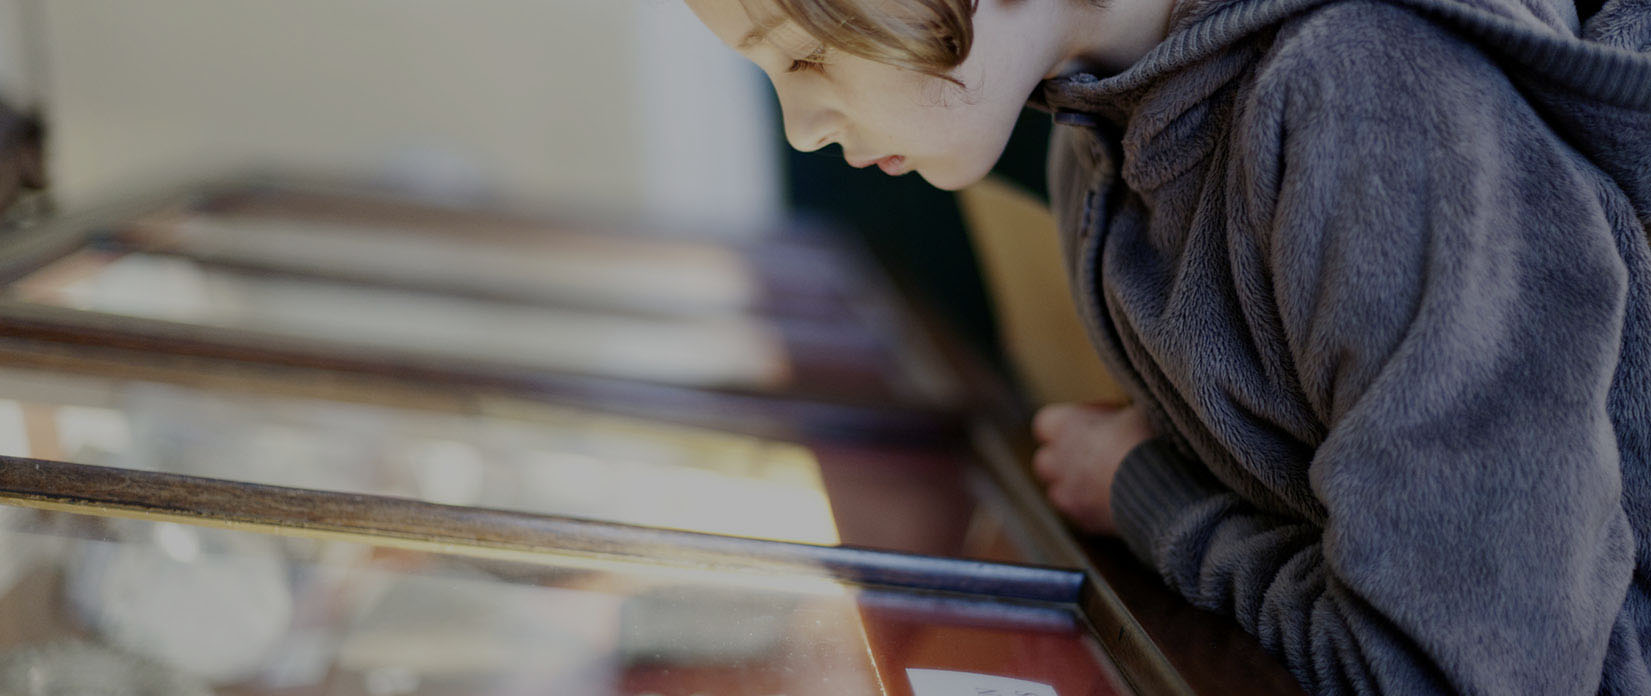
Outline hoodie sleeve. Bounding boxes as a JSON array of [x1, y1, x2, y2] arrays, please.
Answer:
[[1108, 3, 1641, 694]]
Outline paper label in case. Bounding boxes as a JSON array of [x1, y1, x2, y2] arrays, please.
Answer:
[[906, 668, 1059, 696]]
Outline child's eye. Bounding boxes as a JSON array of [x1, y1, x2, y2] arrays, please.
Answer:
[[786, 45, 830, 74]]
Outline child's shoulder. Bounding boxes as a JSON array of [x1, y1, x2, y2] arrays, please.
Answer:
[[1253, 0, 1517, 113]]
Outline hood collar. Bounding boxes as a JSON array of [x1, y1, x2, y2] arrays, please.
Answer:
[[1029, 0, 1651, 121]]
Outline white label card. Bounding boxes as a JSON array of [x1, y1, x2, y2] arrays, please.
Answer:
[[906, 668, 1059, 696]]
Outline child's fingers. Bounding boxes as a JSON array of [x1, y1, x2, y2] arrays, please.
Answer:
[[1046, 479, 1080, 513], [1032, 447, 1057, 482], [1033, 403, 1080, 441], [1046, 477, 1111, 534]]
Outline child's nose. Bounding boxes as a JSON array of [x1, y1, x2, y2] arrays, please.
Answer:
[[776, 93, 839, 153]]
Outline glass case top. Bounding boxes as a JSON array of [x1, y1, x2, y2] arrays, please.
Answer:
[[0, 505, 1127, 696], [0, 364, 1029, 563]]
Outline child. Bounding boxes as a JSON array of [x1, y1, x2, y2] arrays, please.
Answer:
[[684, 0, 1651, 693]]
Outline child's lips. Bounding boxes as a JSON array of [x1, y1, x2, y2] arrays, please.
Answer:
[[876, 155, 907, 176], [846, 154, 908, 175]]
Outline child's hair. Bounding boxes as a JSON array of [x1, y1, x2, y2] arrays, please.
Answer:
[[744, 0, 981, 81]]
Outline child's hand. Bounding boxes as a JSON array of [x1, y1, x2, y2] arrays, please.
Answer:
[[1031, 403, 1154, 535]]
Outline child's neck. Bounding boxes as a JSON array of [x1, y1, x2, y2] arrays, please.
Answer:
[[1051, 0, 1182, 77]]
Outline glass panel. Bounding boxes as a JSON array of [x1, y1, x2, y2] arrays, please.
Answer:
[[125, 211, 771, 318], [127, 186, 954, 403], [123, 185, 871, 323], [9, 248, 793, 390], [0, 364, 1029, 562], [0, 184, 962, 404], [0, 506, 1127, 695], [108, 186, 883, 334]]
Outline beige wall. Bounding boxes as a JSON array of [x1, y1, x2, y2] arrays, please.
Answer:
[[0, 0, 38, 109], [25, 0, 779, 228]]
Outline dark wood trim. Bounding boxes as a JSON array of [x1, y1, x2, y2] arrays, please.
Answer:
[[1083, 539, 1309, 696], [898, 253, 1304, 696], [0, 456, 1085, 604], [973, 420, 1307, 696], [969, 422, 1197, 696]]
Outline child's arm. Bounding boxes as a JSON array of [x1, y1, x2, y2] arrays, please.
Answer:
[[1106, 4, 1644, 694]]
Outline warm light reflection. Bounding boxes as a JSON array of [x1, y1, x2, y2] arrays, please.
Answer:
[[518, 448, 839, 545], [492, 401, 841, 545], [16, 251, 218, 321]]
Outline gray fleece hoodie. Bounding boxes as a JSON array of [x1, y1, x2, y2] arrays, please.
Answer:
[[1035, 0, 1651, 691]]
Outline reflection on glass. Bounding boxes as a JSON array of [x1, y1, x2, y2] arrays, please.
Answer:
[[9, 250, 793, 390], [67, 522, 294, 682], [0, 508, 1128, 695], [127, 213, 766, 317], [0, 361, 1037, 560], [0, 366, 840, 546], [0, 641, 216, 696], [0, 509, 915, 695]]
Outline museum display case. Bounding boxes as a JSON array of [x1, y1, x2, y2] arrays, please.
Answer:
[[0, 181, 1303, 696]]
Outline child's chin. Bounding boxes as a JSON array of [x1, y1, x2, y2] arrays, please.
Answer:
[[918, 162, 992, 192]]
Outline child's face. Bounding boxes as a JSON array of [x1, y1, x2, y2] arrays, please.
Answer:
[[686, 0, 1062, 191]]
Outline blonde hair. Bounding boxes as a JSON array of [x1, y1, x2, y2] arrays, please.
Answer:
[[748, 0, 981, 81]]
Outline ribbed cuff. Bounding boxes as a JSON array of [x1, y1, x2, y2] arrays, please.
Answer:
[[1112, 437, 1228, 565]]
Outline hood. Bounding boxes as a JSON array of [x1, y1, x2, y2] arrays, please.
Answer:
[[1031, 0, 1651, 221]]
